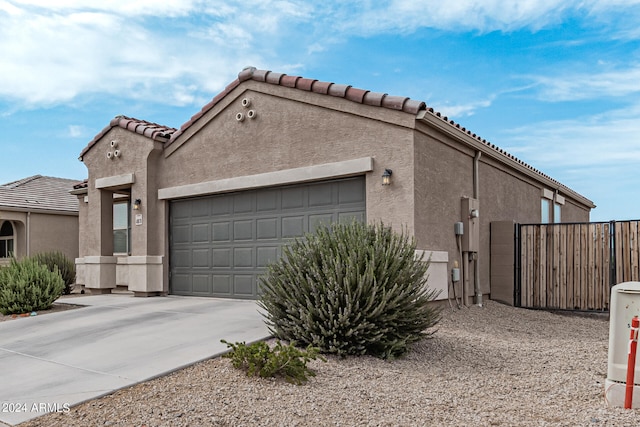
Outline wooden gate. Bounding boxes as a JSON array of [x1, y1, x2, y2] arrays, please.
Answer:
[[515, 220, 640, 311]]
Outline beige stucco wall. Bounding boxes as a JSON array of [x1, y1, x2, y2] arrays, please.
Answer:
[[28, 212, 79, 260], [0, 211, 78, 263], [413, 120, 592, 303], [161, 84, 418, 234]]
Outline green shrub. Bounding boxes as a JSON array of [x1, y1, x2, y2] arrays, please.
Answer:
[[0, 257, 65, 315], [258, 221, 441, 359], [32, 251, 76, 295], [221, 339, 325, 385]]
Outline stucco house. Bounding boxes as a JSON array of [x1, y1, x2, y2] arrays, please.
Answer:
[[72, 67, 594, 303], [0, 175, 79, 266]]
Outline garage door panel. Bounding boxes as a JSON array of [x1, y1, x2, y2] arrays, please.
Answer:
[[170, 176, 365, 298], [257, 190, 278, 212], [234, 193, 254, 213], [172, 225, 190, 244], [172, 249, 191, 268], [233, 220, 254, 241], [212, 222, 231, 242], [234, 275, 254, 297], [309, 182, 334, 207], [257, 246, 278, 267], [213, 275, 231, 294], [172, 274, 192, 293], [192, 275, 210, 294], [191, 198, 210, 217], [171, 202, 191, 220], [212, 196, 232, 215], [233, 247, 253, 267], [339, 178, 366, 204], [282, 216, 305, 237], [192, 249, 210, 268], [282, 187, 304, 209], [257, 218, 278, 240], [309, 213, 335, 231], [192, 223, 210, 243], [212, 249, 231, 267]]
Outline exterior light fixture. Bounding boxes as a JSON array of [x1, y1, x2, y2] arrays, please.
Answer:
[[133, 199, 142, 210], [382, 169, 393, 186]]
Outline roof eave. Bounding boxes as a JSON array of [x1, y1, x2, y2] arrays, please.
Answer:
[[417, 111, 596, 209]]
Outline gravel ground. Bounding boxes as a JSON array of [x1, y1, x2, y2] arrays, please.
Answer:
[[15, 300, 640, 427]]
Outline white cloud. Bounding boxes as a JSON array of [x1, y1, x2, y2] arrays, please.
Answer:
[[529, 65, 640, 101], [0, 3, 270, 108], [432, 98, 494, 119], [67, 125, 85, 138], [502, 102, 640, 169], [2, 0, 640, 111]]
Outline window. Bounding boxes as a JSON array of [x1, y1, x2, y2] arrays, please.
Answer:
[[554, 203, 562, 223], [113, 201, 130, 254], [541, 199, 551, 224], [0, 221, 14, 258]]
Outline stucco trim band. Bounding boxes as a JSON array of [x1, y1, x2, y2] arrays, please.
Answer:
[[158, 157, 374, 200], [95, 173, 135, 189]]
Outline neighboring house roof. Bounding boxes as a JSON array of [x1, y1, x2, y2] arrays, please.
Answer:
[[77, 67, 594, 207], [0, 175, 79, 213]]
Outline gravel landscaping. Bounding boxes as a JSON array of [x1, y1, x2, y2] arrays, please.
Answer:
[[15, 300, 640, 426]]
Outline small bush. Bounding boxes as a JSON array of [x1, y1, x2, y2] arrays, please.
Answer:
[[33, 251, 76, 295], [258, 221, 441, 359], [0, 257, 65, 315], [221, 339, 325, 385]]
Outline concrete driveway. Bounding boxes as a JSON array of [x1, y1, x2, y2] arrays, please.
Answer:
[[0, 294, 270, 426]]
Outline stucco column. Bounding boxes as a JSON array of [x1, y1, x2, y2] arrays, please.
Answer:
[[84, 189, 117, 293]]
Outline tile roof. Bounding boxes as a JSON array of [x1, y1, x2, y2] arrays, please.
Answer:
[[167, 67, 427, 144], [79, 115, 177, 159], [0, 175, 79, 213], [77, 67, 592, 206]]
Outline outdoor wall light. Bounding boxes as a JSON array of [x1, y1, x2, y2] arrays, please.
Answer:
[[382, 169, 393, 186], [133, 199, 142, 210]]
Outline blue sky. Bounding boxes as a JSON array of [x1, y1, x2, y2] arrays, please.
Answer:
[[1, 0, 639, 221]]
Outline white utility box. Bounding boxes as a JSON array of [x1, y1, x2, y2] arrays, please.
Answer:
[[605, 281, 640, 408]]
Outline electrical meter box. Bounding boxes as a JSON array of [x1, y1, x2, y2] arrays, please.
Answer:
[[461, 197, 479, 252], [605, 281, 640, 408]]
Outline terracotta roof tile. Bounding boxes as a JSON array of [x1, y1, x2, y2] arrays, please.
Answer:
[[362, 92, 387, 107], [280, 75, 300, 88], [79, 116, 176, 159], [345, 87, 369, 103], [296, 78, 316, 91], [0, 175, 79, 213], [73, 179, 88, 190], [382, 95, 409, 111], [265, 71, 285, 85], [248, 69, 269, 82], [311, 80, 332, 95]]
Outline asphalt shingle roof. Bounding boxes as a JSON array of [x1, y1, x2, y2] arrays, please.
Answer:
[[0, 175, 79, 213]]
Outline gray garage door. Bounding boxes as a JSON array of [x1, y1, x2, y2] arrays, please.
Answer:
[[169, 176, 366, 298]]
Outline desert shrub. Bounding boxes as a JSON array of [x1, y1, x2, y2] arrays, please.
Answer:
[[259, 221, 441, 359], [0, 257, 65, 315], [221, 340, 325, 385], [33, 251, 76, 295]]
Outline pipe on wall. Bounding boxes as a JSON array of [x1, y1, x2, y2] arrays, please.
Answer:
[[473, 151, 482, 307], [26, 212, 31, 257]]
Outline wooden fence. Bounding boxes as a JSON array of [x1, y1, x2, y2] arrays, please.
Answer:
[[515, 220, 640, 311]]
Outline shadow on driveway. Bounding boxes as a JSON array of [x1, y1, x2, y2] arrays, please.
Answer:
[[0, 294, 270, 426]]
